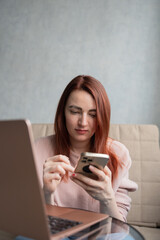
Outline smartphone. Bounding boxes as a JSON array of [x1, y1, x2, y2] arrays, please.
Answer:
[[75, 152, 109, 179]]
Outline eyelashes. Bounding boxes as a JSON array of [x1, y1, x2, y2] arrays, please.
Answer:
[[69, 110, 96, 118]]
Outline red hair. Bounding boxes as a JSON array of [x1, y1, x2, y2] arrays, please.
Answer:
[[54, 75, 119, 179]]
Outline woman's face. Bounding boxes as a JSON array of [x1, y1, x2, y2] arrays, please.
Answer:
[[65, 89, 97, 147]]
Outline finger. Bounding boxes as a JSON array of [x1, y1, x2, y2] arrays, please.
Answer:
[[44, 160, 74, 170], [44, 156, 74, 172], [71, 173, 97, 187], [44, 163, 74, 175], [44, 172, 61, 182], [46, 155, 70, 164], [44, 164, 66, 176], [43, 160, 59, 168], [57, 162, 75, 173], [103, 165, 112, 178], [89, 165, 106, 181], [71, 176, 98, 193]]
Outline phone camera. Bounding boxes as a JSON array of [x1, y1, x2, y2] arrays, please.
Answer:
[[82, 165, 92, 173]]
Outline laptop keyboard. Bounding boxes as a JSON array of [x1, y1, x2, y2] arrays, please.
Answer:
[[48, 215, 82, 234]]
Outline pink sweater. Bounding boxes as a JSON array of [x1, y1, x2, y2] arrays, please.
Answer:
[[35, 135, 138, 221]]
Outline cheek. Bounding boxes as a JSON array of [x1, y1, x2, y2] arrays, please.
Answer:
[[91, 119, 97, 132], [65, 115, 76, 130]]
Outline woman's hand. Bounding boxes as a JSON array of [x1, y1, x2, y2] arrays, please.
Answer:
[[71, 165, 123, 221], [71, 165, 114, 203], [43, 155, 75, 194]]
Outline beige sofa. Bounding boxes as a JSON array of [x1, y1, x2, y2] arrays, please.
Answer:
[[32, 123, 160, 240]]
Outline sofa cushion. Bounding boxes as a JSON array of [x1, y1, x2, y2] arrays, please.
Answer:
[[109, 124, 160, 226]]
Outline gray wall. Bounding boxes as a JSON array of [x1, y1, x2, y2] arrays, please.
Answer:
[[0, 0, 160, 131]]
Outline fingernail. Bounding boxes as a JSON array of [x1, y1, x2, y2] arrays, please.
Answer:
[[89, 165, 93, 169], [72, 173, 76, 177]]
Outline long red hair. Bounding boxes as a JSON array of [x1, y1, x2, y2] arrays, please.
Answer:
[[54, 75, 119, 179]]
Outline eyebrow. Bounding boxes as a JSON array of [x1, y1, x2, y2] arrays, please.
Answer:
[[68, 105, 96, 112]]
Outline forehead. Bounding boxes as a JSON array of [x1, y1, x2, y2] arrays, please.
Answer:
[[66, 90, 96, 109]]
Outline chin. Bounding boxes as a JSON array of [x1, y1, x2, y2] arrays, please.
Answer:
[[75, 136, 90, 142]]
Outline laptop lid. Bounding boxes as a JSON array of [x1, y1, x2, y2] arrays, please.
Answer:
[[0, 119, 51, 240], [0, 119, 108, 240]]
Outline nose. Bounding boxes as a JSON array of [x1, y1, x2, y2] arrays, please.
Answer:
[[78, 113, 87, 126]]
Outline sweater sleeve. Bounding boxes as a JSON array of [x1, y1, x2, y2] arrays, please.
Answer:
[[109, 140, 138, 221]]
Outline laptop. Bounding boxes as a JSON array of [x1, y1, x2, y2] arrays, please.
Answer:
[[0, 119, 108, 240]]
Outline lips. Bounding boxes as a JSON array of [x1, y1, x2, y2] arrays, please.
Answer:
[[75, 129, 88, 134]]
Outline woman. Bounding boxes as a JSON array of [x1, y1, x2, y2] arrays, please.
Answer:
[[35, 75, 137, 222]]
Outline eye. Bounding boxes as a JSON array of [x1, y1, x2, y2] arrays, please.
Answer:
[[70, 110, 81, 115], [89, 113, 97, 118]]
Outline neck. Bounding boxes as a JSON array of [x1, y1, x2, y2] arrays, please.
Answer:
[[70, 140, 90, 155]]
